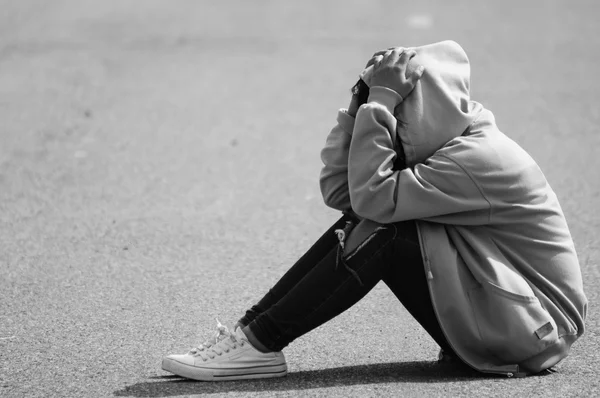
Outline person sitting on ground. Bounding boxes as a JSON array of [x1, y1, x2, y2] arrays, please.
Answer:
[[162, 40, 587, 381]]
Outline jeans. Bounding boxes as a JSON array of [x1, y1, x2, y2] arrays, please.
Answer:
[[237, 214, 453, 355]]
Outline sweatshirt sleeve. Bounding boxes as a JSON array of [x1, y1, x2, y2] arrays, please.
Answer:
[[319, 109, 356, 211], [348, 95, 491, 225]]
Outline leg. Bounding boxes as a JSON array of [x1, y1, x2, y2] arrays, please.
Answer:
[[379, 222, 455, 355], [248, 220, 456, 356], [162, 220, 456, 381], [162, 213, 357, 381], [237, 213, 355, 328], [247, 222, 403, 352]]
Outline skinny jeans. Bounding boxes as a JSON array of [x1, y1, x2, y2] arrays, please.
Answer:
[[238, 214, 454, 355]]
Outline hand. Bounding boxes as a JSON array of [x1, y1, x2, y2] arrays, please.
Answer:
[[369, 48, 424, 99], [364, 47, 396, 68], [347, 95, 360, 117], [346, 49, 396, 117], [347, 79, 369, 117]]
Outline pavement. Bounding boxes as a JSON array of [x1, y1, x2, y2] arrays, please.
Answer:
[[0, 1, 599, 397]]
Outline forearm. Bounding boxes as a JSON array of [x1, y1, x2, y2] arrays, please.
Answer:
[[319, 109, 355, 211], [320, 85, 370, 212], [348, 100, 400, 220]]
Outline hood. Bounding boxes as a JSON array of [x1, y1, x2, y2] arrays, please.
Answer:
[[360, 40, 483, 167]]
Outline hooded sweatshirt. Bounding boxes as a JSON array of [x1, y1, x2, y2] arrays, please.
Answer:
[[319, 40, 587, 376]]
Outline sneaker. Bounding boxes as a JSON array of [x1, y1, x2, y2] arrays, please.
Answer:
[[162, 321, 288, 381]]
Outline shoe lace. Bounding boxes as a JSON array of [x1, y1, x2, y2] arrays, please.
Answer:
[[188, 318, 232, 355], [195, 331, 245, 361]]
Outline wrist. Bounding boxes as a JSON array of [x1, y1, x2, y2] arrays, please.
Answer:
[[367, 86, 403, 114]]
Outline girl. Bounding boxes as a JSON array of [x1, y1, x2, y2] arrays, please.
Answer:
[[162, 41, 587, 380]]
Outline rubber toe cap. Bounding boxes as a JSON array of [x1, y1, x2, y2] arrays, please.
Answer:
[[163, 354, 195, 368]]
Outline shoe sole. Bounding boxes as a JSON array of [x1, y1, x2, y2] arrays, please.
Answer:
[[161, 357, 288, 381]]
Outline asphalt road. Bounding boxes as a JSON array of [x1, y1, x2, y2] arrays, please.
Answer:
[[1, 1, 599, 397]]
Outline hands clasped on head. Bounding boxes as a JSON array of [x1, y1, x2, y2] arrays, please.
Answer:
[[349, 47, 424, 117], [366, 47, 425, 101]]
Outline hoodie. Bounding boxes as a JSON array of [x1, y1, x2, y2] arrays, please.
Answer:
[[320, 40, 587, 375]]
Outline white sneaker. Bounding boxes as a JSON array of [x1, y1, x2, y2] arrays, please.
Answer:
[[162, 321, 287, 381]]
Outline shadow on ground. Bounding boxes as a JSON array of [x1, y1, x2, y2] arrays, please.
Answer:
[[114, 361, 498, 397]]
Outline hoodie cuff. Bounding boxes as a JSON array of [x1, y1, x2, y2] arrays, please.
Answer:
[[367, 86, 403, 114], [337, 109, 356, 136]]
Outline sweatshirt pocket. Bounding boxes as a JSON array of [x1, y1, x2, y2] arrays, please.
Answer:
[[468, 282, 559, 364]]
